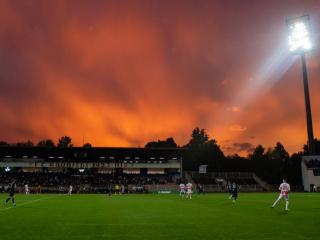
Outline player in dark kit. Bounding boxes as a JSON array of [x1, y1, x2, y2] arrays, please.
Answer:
[[227, 182, 233, 200], [4, 180, 17, 207], [230, 182, 238, 203], [107, 183, 112, 196]]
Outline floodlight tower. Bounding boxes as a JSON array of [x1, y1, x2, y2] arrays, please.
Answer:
[[287, 15, 315, 154]]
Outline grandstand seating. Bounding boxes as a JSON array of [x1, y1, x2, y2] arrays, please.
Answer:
[[0, 172, 177, 193], [186, 171, 264, 192]]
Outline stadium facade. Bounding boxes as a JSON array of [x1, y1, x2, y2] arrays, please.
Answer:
[[301, 155, 320, 192], [0, 147, 183, 193]]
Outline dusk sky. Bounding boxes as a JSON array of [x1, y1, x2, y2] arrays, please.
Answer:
[[0, 0, 320, 155]]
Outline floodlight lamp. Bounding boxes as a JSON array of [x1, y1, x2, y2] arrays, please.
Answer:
[[287, 16, 313, 53]]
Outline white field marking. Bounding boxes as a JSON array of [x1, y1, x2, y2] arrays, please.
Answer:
[[0, 194, 64, 212], [65, 222, 200, 226]]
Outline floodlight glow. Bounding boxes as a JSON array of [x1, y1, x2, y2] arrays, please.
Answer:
[[287, 16, 313, 53], [5, 167, 11, 172]]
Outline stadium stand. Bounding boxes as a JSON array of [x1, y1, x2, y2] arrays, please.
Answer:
[[186, 171, 264, 192], [0, 147, 183, 193], [0, 146, 286, 193]]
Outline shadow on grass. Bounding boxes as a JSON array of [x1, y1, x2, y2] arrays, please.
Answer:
[[272, 208, 289, 215]]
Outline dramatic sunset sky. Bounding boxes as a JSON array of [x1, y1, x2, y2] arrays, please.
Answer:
[[0, 0, 319, 155]]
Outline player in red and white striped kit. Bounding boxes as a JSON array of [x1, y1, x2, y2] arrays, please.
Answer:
[[272, 179, 290, 211], [25, 184, 30, 195], [68, 185, 73, 195], [186, 182, 192, 199], [179, 183, 186, 197]]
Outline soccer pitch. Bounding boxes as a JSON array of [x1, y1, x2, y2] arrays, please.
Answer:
[[0, 193, 319, 240]]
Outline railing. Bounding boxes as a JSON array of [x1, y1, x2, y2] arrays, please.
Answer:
[[201, 184, 263, 192], [189, 171, 254, 179]]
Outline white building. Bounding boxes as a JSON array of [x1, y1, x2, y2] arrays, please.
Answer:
[[301, 155, 320, 192]]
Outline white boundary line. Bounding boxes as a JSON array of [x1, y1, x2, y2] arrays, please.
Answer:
[[0, 194, 64, 212]]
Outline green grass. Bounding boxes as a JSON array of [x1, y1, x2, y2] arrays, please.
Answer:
[[0, 193, 319, 240]]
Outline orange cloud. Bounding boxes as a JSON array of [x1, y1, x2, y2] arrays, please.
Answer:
[[229, 125, 247, 132], [0, 0, 319, 156]]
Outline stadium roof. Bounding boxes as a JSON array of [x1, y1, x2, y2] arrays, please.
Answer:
[[0, 146, 185, 162]]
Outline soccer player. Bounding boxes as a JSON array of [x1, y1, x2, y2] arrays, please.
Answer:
[[179, 183, 186, 197], [197, 184, 204, 194], [230, 182, 238, 203], [25, 184, 30, 195], [186, 182, 192, 199], [227, 182, 233, 200], [68, 185, 73, 195], [115, 184, 120, 195], [121, 184, 125, 194], [107, 183, 112, 196], [4, 180, 16, 207], [272, 179, 290, 211], [37, 184, 42, 194]]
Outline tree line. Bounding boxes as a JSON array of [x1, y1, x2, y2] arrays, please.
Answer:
[[1, 127, 319, 185], [144, 128, 319, 185], [0, 136, 91, 148]]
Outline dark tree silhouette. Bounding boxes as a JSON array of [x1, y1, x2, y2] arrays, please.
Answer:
[[266, 142, 289, 183], [225, 154, 252, 172], [57, 136, 73, 148], [284, 152, 303, 185], [248, 143, 293, 184], [271, 142, 289, 162], [0, 141, 9, 146], [183, 128, 225, 171], [145, 137, 178, 148], [303, 138, 320, 155], [249, 145, 266, 160], [186, 128, 209, 148], [16, 140, 34, 147], [37, 139, 55, 147], [83, 142, 92, 148]]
